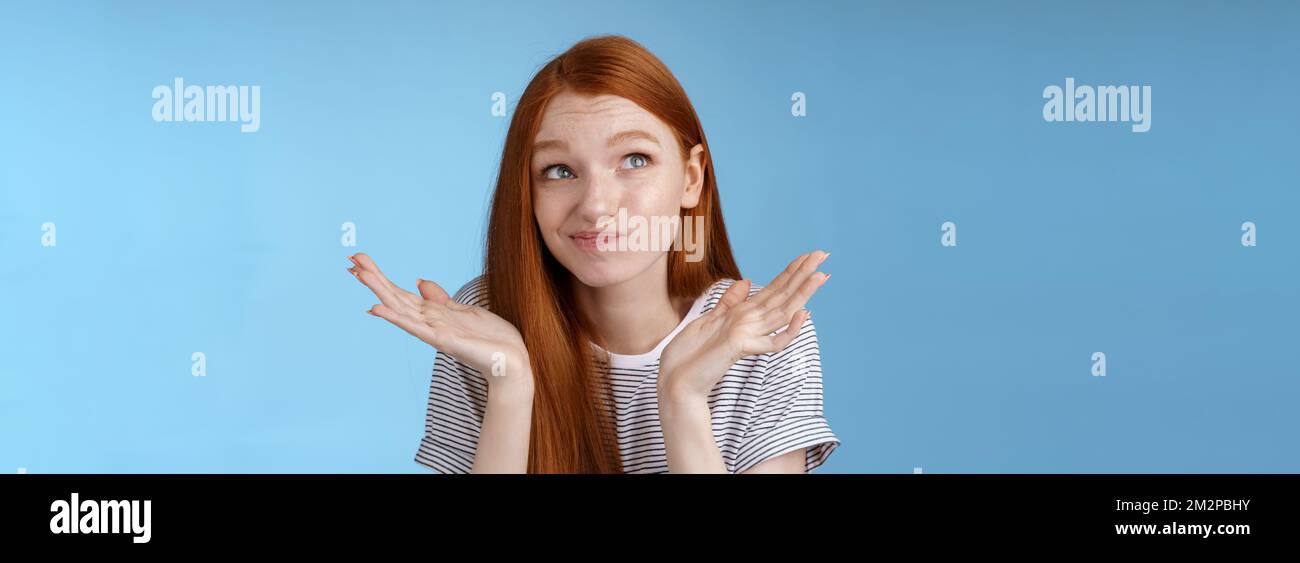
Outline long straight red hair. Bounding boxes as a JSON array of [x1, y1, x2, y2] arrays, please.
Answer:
[[484, 35, 741, 473]]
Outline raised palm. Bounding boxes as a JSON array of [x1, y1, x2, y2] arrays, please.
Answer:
[[348, 253, 527, 380], [659, 251, 830, 399]]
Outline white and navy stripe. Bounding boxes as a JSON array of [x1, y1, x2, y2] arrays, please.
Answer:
[[415, 276, 839, 473]]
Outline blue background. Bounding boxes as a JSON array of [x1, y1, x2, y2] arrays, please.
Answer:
[[2, 0, 1296, 473]]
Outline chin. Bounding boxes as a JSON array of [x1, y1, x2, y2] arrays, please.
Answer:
[[555, 251, 658, 289]]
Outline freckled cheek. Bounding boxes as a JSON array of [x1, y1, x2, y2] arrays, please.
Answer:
[[622, 171, 683, 217]]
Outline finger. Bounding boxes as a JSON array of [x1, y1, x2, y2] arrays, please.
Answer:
[[752, 253, 808, 304], [351, 252, 387, 277], [754, 251, 822, 306], [761, 250, 828, 307], [417, 278, 451, 305], [759, 269, 827, 331], [778, 270, 830, 321], [714, 278, 751, 314], [369, 303, 442, 347], [767, 309, 809, 352], [350, 253, 421, 308], [356, 268, 410, 312], [352, 253, 402, 294]]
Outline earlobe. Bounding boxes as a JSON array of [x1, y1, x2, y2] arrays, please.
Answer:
[[680, 143, 706, 209]]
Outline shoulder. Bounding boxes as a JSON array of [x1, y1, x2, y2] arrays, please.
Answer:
[[449, 275, 490, 307]]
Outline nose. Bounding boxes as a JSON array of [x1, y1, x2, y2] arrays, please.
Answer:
[[576, 170, 621, 227]]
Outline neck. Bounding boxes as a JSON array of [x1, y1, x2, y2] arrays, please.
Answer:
[[572, 254, 692, 356]]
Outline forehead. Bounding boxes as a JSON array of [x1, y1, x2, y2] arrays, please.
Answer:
[[535, 91, 667, 140]]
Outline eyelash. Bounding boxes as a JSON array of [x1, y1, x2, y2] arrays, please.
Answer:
[[540, 153, 653, 180]]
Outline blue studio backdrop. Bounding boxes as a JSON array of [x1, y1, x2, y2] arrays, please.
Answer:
[[2, 0, 1297, 473]]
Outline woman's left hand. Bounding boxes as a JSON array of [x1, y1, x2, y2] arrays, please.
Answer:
[[658, 250, 830, 402]]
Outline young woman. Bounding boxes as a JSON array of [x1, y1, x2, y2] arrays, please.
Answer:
[[347, 35, 838, 473]]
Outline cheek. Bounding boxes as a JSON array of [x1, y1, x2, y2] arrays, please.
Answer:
[[532, 190, 566, 231], [624, 168, 683, 216]]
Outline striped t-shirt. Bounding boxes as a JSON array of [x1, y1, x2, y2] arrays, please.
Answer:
[[414, 276, 840, 473]]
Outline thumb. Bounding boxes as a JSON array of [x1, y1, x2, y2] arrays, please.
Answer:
[[715, 278, 751, 313], [417, 278, 451, 304]]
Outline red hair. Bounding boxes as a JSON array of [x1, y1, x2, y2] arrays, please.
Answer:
[[484, 35, 741, 473]]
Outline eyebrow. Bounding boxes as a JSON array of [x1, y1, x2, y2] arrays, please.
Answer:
[[532, 129, 662, 155]]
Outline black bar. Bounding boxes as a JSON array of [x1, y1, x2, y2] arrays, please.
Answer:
[[1, 474, 1290, 549]]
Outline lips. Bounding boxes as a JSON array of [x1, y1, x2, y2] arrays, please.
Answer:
[[570, 230, 618, 252]]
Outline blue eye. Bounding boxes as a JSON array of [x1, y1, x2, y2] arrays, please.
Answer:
[[620, 153, 651, 170], [543, 164, 575, 180]]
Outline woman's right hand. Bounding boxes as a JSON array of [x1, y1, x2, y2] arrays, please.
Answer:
[[348, 253, 532, 389]]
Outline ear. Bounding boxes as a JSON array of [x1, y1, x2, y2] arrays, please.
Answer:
[[680, 143, 706, 209]]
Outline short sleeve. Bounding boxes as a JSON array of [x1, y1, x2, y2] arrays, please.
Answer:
[[413, 277, 491, 474], [731, 316, 840, 473]]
